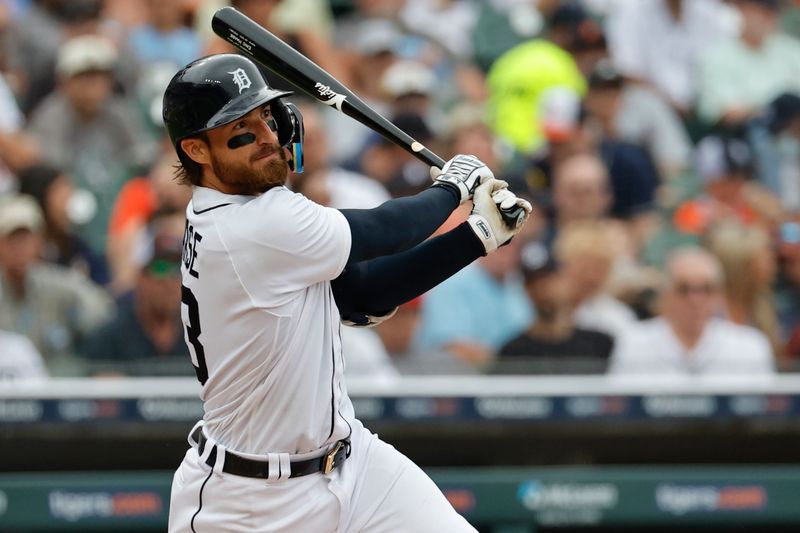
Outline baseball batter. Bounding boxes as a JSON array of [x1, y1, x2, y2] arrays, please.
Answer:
[[162, 54, 531, 533]]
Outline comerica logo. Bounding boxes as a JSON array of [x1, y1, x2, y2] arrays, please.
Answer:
[[518, 482, 618, 511]]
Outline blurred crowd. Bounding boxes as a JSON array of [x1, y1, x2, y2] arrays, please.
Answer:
[[1, 0, 800, 380]]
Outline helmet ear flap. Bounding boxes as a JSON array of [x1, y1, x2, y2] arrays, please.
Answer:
[[271, 100, 304, 173]]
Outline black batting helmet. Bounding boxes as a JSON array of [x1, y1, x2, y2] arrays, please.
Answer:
[[162, 54, 304, 172]]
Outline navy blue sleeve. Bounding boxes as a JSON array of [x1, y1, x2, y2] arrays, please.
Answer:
[[332, 222, 484, 320], [340, 184, 459, 264]]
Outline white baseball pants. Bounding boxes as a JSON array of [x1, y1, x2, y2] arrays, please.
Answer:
[[168, 419, 477, 532]]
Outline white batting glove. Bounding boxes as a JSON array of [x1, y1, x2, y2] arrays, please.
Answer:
[[430, 154, 494, 204], [491, 187, 533, 230], [467, 179, 533, 254]]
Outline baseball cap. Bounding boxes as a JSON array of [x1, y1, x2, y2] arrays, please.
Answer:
[[354, 20, 401, 56], [56, 35, 118, 77], [520, 240, 557, 282], [548, 2, 606, 52], [695, 133, 754, 183], [381, 60, 435, 98], [764, 92, 800, 134], [588, 58, 623, 90], [0, 194, 44, 237], [390, 111, 432, 143]]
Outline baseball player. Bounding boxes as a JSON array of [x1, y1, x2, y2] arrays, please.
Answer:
[[162, 54, 531, 533]]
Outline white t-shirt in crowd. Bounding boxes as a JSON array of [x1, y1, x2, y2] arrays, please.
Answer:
[[574, 293, 638, 339], [0, 330, 48, 380], [608, 317, 775, 376], [606, 0, 738, 108]]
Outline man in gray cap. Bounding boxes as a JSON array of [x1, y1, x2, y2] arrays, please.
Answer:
[[0, 194, 111, 371]]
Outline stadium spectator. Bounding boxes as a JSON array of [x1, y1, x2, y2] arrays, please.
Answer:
[[331, 18, 404, 164], [470, 0, 544, 72], [496, 248, 613, 374], [106, 151, 190, 294], [290, 102, 390, 210], [339, 325, 399, 381], [57, 0, 140, 93], [0, 194, 111, 370], [696, 0, 800, 126], [776, 220, 800, 362], [6, 0, 66, 115], [0, 74, 40, 193], [128, 0, 200, 70], [605, 0, 738, 114], [673, 132, 783, 235], [27, 34, 157, 256], [0, 329, 48, 380], [17, 164, 109, 285], [206, 0, 347, 91], [526, 88, 661, 222], [486, 4, 589, 154], [397, 0, 489, 106], [434, 103, 529, 235], [381, 60, 444, 137], [583, 58, 692, 182], [376, 298, 478, 375], [543, 152, 612, 252], [609, 246, 775, 375], [707, 221, 784, 363], [80, 212, 189, 370], [746, 92, 800, 212], [413, 236, 534, 370], [399, 0, 478, 61], [8, 0, 139, 113], [355, 111, 436, 198], [555, 220, 638, 339], [103, 0, 149, 30]]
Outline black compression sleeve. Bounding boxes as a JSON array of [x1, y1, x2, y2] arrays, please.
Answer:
[[340, 185, 459, 264], [332, 222, 484, 316]]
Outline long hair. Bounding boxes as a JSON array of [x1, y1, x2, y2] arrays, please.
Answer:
[[172, 132, 209, 186], [706, 221, 782, 358]]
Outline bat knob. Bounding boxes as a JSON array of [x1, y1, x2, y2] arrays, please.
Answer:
[[500, 205, 527, 229]]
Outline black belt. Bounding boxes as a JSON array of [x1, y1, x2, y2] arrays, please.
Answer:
[[192, 426, 351, 479]]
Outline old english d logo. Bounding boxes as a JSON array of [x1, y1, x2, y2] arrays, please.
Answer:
[[229, 68, 252, 94]]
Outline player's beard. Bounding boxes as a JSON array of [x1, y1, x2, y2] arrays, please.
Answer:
[[210, 145, 289, 195]]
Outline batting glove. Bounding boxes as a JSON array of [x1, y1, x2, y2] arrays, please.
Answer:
[[467, 179, 533, 254], [430, 154, 494, 204], [341, 307, 398, 328]]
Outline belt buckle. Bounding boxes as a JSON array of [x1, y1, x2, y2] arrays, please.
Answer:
[[322, 441, 343, 474]]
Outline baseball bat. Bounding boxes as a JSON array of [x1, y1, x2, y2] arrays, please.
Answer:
[[211, 6, 525, 227]]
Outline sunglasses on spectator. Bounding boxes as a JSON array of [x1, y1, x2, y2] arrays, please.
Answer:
[[673, 281, 718, 296]]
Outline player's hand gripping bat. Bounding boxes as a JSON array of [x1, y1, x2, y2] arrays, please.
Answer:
[[211, 6, 527, 229]]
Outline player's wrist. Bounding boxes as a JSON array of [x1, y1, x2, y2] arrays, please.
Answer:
[[430, 180, 466, 204], [466, 213, 498, 254]]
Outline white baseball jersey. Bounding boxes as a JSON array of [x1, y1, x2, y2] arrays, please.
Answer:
[[171, 185, 478, 533], [181, 185, 355, 455]]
